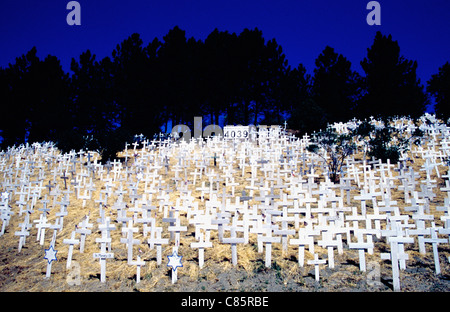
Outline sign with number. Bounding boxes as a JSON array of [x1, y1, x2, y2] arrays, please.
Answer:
[[223, 126, 250, 139]]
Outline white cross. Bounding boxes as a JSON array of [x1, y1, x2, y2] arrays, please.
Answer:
[[273, 204, 296, 252], [258, 228, 281, 268], [120, 220, 140, 264], [15, 221, 30, 253], [63, 230, 80, 269], [222, 221, 245, 266], [318, 230, 339, 269], [147, 228, 169, 266], [98, 217, 116, 252], [34, 214, 51, 246], [93, 229, 114, 283], [307, 253, 327, 282], [381, 234, 414, 291], [423, 222, 447, 275], [130, 255, 146, 284], [348, 230, 374, 272], [191, 232, 213, 268], [75, 215, 93, 253], [290, 229, 314, 267]]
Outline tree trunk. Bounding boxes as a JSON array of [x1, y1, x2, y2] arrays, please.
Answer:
[[253, 101, 258, 125], [215, 111, 220, 127], [243, 101, 249, 125]]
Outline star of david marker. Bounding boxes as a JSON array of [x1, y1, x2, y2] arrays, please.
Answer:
[[44, 245, 58, 278], [167, 247, 183, 284]]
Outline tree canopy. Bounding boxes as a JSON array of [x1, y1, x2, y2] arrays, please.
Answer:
[[359, 32, 428, 119], [427, 61, 450, 121], [0, 28, 444, 160]]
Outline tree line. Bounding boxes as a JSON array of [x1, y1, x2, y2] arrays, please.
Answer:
[[1, 27, 449, 160]]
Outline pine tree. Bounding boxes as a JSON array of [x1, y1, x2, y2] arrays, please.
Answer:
[[312, 46, 361, 124], [359, 32, 428, 119], [427, 62, 450, 120]]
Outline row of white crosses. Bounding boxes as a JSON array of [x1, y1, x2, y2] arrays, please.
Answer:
[[1, 116, 450, 290]]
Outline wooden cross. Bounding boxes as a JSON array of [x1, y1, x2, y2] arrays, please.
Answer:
[[0, 203, 13, 236], [409, 201, 434, 255], [95, 194, 108, 224], [258, 228, 281, 268], [348, 229, 374, 271], [49, 220, 62, 246], [249, 215, 267, 253], [339, 178, 355, 205], [190, 232, 213, 268], [307, 253, 327, 282], [15, 192, 28, 217], [44, 180, 55, 193], [194, 215, 218, 243], [138, 204, 157, 235], [440, 179, 450, 200], [222, 220, 245, 266], [168, 217, 187, 247], [63, 230, 80, 269], [227, 178, 239, 196], [274, 205, 296, 251], [381, 231, 414, 291], [55, 197, 69, 231], [256, 153, 269, 168], [34, 214, 51, 246], [130, 255, 146, 284], [98, 217, 116, 252], [60, 171, 69, 190], [318, 230, 339, 269], [93, 229, 114, 283], [158, 192, 173, 216], [354, 190, 380, 216], [147, 228, 169, 266], [15, 221, 30, 253], [114, 183, 128, 203], [239, 190, 253, 202], [289, 229, 314, 267], [423, 222, 447, 275], [120, 220, 141, 264], [76, 215, 93, 253], [211, 212, 230, 242], [196, 181, 209, 201]]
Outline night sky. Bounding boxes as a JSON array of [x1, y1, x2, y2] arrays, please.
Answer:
[[1, 0, 449, 100]]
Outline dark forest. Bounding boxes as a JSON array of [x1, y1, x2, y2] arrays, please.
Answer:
[[1, 27, 449, 160]]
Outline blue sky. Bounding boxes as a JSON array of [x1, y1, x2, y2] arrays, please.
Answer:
[[1, 0, 449, 88]]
